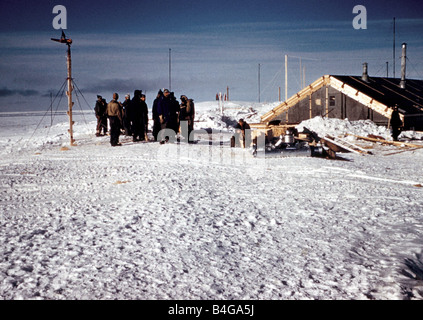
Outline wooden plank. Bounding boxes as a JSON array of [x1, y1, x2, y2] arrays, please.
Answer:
[[348, 134, 423, 148], [322, 136, 366, 155], [333, 136, 373, 154], [383, 147, 422, 156]]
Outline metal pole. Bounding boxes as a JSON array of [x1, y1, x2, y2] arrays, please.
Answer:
[[393, 17, 396, 78], [258, 63, 260, 102], [50, 92, 53, 126], [400, 42, 407, 89], [169, 48, 171, 91]]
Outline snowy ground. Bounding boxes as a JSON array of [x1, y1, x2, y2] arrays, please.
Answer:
[[1, 101, 423, 300]]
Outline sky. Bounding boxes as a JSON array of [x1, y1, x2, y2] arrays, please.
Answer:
[[0, 0, 423, 112]]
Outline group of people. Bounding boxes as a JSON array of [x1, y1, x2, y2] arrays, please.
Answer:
[[94, 89, 195, 147]]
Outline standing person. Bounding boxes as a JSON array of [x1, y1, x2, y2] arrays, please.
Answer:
[[152, 90, 163, 141], [94, 95, 108, 136], [169, 92, 180, 134], [157, 89, 174, 143], [232, 118, 251, 148], [122, 94, 132, 136], [107, 93, 123, 147], [179, 95, 195, 142], [390, 104, 403, 141], [140, 94, 149, 141], [131, 90, 144, 142]]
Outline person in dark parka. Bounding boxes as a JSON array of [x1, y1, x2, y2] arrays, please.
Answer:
[[94, 95, 108, 136], [231, 118, 251, 148], [140, 94, 149, 141], [168, 92, 180, 134], [122, 94, 132, 136], [390, 105, 403, 141], [131, 90, 147, 142], [157, 89, 176, 142], [152, 90, 163, 141]]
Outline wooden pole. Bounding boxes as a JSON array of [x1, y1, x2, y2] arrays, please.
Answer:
[[299, 57, 302, 90], [66, 43, 75, 146], [309, 93, 312, 119], [285, 55, 288, 101], [325, 86, 329, 118], [285, 55, 288, 123]]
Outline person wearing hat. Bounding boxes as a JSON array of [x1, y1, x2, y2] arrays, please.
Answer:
[[107, 93, 123, 146], [390, 104, 403, 141], [94, 95, 108, 136]]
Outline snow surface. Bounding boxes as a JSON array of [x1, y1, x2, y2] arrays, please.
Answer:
[[1, 100, 423, 300]]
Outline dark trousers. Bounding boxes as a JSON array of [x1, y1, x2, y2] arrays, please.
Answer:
[[109, 116, 121, 146], [392, 128, 401, 141], [132, 121, 146, 141], [153, 119, 161, 141], [96, 116, 107, 135]]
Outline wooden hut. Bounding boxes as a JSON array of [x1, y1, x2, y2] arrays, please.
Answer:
[[251, 73, 423, 138]]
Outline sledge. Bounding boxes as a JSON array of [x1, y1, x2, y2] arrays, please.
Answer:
[[253, 128, 313, 158]]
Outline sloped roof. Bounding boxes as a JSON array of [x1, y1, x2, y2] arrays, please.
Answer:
[[331, 75, 423, 115], [261, 75, 423, 123]]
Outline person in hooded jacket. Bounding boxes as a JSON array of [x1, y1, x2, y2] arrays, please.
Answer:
[[131, 90, 148, 142]]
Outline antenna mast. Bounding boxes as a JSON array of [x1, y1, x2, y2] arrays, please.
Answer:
[[169, 48, 172, 91], [393, 17, 396, 78], [51, 31, 75, 146]]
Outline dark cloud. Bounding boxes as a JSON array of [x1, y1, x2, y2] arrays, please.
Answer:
[[0, 87, 39, 97], [82, 78, 165, 96]]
